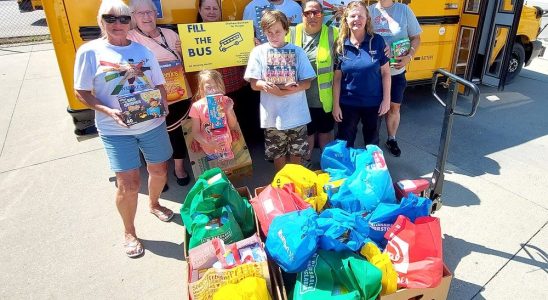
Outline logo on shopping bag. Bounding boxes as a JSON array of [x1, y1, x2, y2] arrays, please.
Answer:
[[385, 235, 409, 273], [299, 253, 319, 293], [372, 151, 387, 170], [278, 229, 294, 262]]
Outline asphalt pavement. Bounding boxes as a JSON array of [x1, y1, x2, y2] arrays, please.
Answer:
[[0, 42, 546, 299]]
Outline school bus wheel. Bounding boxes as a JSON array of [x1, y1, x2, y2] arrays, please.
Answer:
[[506, 42, 525, 83]]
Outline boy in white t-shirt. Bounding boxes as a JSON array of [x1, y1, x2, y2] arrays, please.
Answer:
[[244, 10, 316, 171]]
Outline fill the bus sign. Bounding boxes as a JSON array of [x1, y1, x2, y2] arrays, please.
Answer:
[[178, 21, 254, 72]]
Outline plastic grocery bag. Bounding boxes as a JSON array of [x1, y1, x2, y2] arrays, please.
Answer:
[[272, 164, 329, 211], [320, 140, 364, 181], [213, 277, 272, 300], [330, 145, 396, 213], [384, 215, 443, 288], [251, 184, 311, 236], [181, 168, 255, 237], [189, 205, 244, 249], [293, 251, 382, 300], [316, 208, 370, 252], [265, 207, 319, 273], [368, 193, 432, 248], [360, 242, 398, 295]]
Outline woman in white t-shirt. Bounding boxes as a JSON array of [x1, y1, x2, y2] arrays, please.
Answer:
[[73, 0, 173, 258]]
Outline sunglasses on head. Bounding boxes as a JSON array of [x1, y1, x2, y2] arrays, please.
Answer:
[[102, 14, 131, 24], [303, 10, 322, 18]]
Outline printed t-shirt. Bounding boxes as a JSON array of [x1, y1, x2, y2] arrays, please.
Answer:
[[243, 0, 303, 41], [334, 34, 389, 107], [73, 38, 165, 135], [244, 42, 316, 130], [189, 96, 234, 155], [369, 2, 422, 75]]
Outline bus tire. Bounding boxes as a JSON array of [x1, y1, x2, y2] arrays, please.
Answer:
[[506, 42, 525, 83]]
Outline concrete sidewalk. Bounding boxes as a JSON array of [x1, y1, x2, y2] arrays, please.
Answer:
[[0, 43, 546, 299]]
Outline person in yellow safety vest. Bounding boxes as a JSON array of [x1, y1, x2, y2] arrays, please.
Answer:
[[286, 0, 338, 168]]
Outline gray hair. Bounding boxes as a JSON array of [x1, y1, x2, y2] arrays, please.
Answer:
[[129, 0, 156, 13], [97, 0, 131, 36]]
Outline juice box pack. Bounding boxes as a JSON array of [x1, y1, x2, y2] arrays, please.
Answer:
[[390, 38, 411, 65]]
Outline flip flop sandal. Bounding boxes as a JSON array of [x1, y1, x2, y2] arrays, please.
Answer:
[[150, 207, 174, 222], [124, 238, 144, 258]]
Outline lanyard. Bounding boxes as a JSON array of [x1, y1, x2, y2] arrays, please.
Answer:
[[138, 27, 180, 61]]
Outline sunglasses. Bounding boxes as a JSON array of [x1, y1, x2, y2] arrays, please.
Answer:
[[303, 10, 322, 18], [102, 14, 131, 24]]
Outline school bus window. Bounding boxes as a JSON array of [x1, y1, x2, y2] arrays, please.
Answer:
[[486, 26, 510, 77], [453, 27, 475, 76], [500, 0, 515, 13], [464, 0, 481, 14]]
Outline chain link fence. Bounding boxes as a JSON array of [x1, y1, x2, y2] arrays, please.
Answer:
[[0, 0, 50, 46]]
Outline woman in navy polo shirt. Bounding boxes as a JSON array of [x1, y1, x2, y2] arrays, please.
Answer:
[[332, 1, 391, 147]]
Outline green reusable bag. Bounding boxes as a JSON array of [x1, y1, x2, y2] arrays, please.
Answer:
[[188, 205, 244, 249], [181, 168, 255, 237], [293, 251, 382, 300]]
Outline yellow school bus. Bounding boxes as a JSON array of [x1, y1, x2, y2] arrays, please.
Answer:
[[43, 0, 544, 134]]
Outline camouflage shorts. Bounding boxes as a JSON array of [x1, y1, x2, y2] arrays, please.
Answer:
[[264, 125, 308, 160]]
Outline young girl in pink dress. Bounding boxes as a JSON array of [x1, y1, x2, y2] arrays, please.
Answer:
[[189, 70, 240, 160]]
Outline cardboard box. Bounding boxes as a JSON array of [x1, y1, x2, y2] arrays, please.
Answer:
[[380, 264, 453, 300], [183, 186, 284, 300], [182, 119, 252, 181]]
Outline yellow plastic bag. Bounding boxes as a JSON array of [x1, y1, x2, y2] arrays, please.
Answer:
[[360, 242, 398, 295], [272, 164, 328, 211], [213, 277, 272, 300], [189, 261, 270, 300]]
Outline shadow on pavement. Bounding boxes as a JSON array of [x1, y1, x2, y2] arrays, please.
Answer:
[[140, 238, 185, 261], [444, 234, 548, 277]]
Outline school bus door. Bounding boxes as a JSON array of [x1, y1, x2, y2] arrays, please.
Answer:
[[478, 0, 525, 89]]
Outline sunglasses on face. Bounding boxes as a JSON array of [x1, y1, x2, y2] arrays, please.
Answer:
[[102, 14, 131, 24], [303, 10, 322, 18]]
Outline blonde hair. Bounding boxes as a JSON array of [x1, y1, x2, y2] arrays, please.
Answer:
[[260, 10, 289, 32], [195, 70, 226, 100], [335, 1, 374, 55], [97, 0, 131, 36]]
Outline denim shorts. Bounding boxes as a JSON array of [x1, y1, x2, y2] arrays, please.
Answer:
[[100, 122, 173, 172]]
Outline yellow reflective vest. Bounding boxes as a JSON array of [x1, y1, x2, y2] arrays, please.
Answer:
[[286, 24, 338, 113]]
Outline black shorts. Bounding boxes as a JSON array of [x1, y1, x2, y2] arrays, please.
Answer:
[[391, 72, 408, 104], [307, 107, 335, 135]]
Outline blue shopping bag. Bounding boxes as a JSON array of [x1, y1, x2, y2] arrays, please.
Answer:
[[330, 145, 397, 213], [321, 140, 364, 181], [265, 207, 319, 273], [317, 208, 371, 252], [368, 193, 432, 248]]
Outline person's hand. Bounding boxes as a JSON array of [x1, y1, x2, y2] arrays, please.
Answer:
[[332, 105, 343, 122], [190, 139, 202, 152], [393, 54, 412, 70], [378, 99, 390, 116], [283, 82, 299, 92], [254, 38, 261, 46], [384, 44, 391, 58], [262, 81, 282, 96], [107, 108, 128, 128], [231, 129, 240, 141]]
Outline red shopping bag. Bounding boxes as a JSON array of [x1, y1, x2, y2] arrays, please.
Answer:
[[384, 215, 443, 288], [250, 183, 311, 235]]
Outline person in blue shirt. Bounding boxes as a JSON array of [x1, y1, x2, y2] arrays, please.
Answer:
[[332, 1, 391, 148]]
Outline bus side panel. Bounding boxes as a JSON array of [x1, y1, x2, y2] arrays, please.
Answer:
[[408, 0, 464, 17], [42, 0, 84, 110], [516, 6, 541, 42], [406, 24, 458, 82]]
